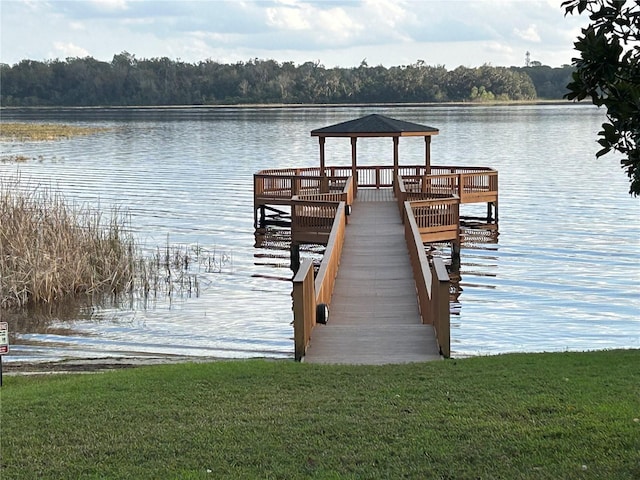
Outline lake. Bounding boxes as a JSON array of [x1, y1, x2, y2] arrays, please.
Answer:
[[1, 104, 639, 364]]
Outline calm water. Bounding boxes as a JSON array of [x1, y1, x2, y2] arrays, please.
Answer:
[[1, 104, 639, 363]]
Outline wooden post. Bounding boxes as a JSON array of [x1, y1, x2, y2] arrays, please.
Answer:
[[292, 258, 316, 361], [425, 136, 431, 175], [393, 136, 399, 191], [319, 136, 326, 176], [451, 240, 461, 271], [290, 242, 300, 272], [319, 137, 329, 193], [432, 258, 450, 358], [351, 137, 358, 195]]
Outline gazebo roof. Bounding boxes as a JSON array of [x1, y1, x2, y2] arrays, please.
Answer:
[[311, 113, 439, 138]]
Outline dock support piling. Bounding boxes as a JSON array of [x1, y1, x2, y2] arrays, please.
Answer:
[[290, 242, 300, 272], [451, 240, 461, 271]]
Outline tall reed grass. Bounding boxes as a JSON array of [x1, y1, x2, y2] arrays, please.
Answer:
[[0, 179, 136, 309], [1, 179, 231, 311]]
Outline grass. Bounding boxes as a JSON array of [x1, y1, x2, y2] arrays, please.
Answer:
[[1, 350, 638, 479], [0, 122, 110, 141]]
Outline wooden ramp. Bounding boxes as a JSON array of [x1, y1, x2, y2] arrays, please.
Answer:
[[304, 189, 442, 364]]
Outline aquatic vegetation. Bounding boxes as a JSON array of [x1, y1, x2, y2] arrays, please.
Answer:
[[0, 122, 110, 141], [0, 155, 30, 163], [0, 179, 136, 309], [0, 179, 228, 310]]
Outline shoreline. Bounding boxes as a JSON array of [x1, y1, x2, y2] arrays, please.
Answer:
[[1, 355, 244, 375], [0, 99, 587, 112]]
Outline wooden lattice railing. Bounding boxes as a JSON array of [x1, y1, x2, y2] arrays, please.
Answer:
[[292, 202, 347, 360], [403, 200, 451, 357]]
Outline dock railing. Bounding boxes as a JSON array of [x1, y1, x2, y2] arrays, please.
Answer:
[[255, 165, 496, 208], [397, 176, 460, 241], [292, 201, 347, 360], [410, 197, 460, 244], [403, 200, 451, 357], [291, 200, 338, 244], [425, 167, 498, 205], [396, 174, 450, 215], [294, 176, 354, 207], [290, 176, 353, 244], [292, 258, 315, 361]]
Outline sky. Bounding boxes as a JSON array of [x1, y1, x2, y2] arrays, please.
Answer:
[[0, 0, 591, 69]]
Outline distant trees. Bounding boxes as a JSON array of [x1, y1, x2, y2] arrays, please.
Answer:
[[516, 65, 575, 99], [0, 54, 573, 107]]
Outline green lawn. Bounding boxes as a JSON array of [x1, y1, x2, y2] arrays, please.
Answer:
[[1, 350, 638, 479]]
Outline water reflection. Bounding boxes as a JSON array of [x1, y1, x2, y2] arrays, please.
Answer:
[[423, 222, 500, 319], [3, 299, 95, 337], [1, 105, 638, 362]]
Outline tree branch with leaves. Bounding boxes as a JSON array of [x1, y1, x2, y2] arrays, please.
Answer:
[[563, 0, 640, 196]]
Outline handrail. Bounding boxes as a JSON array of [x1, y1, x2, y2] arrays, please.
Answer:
[[294, 175, 354, 209], [431, 258, 450, 357], [292, 202, 347, 360], [403, 200, 451, 357], [315, 202, 347, 306], [396, 175, 408, 217], [294, 193, 344, 203], [256, 166, 497, 209], [290, 175, 353, 238], [410, 197, 460, 244], [291, 200, 338, 245], [292, 258, 315, 361], [256, 173, 354, 199], [256, 165, 497, 177]]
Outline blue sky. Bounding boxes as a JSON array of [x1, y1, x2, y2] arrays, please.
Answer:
[[0, 0, 590, 68]]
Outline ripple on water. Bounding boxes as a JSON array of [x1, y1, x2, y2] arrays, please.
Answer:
[[1, 105, 639, 362]]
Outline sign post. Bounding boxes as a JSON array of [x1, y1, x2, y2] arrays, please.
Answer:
[[0, 322, 9, 387]]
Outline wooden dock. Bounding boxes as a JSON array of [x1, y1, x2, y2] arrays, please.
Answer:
[[256, 113, 498, 363], [303, 191, 441, 364]]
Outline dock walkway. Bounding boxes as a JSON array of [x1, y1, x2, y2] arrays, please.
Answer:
[[303, 189, 441, 364]]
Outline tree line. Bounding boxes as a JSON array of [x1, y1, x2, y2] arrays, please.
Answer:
[[0, 53, 574, 107]]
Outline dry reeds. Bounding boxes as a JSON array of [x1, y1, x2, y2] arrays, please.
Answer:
[[0, 122, 110, 141], [1, 179, 231, 310], [0, 179, 136, 309]]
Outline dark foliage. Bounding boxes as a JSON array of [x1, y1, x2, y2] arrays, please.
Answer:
[[0, 53, 570, 108], [516, 65, 575, 99], [563, 0, 640, 196]]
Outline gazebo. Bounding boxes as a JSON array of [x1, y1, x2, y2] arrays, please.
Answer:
[[310, 113, 439, 184]]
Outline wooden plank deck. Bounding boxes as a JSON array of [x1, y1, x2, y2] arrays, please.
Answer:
[[304, 189, 442, 364]]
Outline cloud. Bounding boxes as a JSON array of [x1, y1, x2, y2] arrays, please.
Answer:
[[52, 41, 90, 59], [69, 21, 87, 31], [364, 0, 409, 30], [514, 24, 541, 43], [264, 2, 363, 46], [266, 4, 311, 30], [89, 0, 129, 12], [0, 0, 591, 68]]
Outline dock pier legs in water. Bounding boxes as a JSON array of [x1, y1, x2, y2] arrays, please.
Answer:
[[255, 205, 291, 230], [290, 242, 300, 272]]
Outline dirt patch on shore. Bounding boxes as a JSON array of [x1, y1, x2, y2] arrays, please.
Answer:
[[2, 356, 218, 376]]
